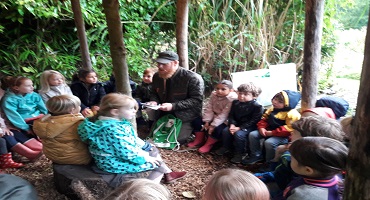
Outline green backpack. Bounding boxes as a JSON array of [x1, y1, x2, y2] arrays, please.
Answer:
[[152, 114, 182, 150]]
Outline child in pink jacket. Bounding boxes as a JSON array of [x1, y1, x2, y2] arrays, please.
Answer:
[[187, 80, 237, 153]]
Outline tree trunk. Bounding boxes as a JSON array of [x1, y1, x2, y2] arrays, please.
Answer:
[[344, 13, 370, 200], [176, 0, 189, 69], [301, 0, 324, 111], [102, 0, 131, 95], [71, 0, 92, 70]]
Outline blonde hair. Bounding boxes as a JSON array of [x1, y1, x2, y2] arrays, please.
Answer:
[[91, 93, 138, 121], [46, 95, 81, 115], [103, 178, 171, 200], [203, 168, 270, 200], [340, 116, 353, 142], [39, 70, 67, 93]]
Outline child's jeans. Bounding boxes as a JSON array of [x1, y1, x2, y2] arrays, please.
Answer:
[[248, 130, 289, 162], [221, 127, 250, 154]]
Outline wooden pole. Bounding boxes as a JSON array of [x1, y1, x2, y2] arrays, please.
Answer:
[[176, 0, 189, 69], [344, 10, 370, 200], [102, 0, 131, 95], [71, 0, 92, 70], [301, 0, 325, 111]]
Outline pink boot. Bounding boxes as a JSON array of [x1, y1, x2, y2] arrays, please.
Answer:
[[198, 137, 218, 153], [187, 132, 205, 148]]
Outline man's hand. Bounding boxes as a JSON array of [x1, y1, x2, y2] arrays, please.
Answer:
[[159, 103, 173, 111]]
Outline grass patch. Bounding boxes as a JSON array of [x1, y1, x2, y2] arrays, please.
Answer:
[[336, 73, 361, 80]]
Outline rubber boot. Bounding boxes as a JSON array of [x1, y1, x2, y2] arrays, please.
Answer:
[[24, 138, 43, 151], [0, 153, 24, 169], [187, 132, 205, 148], [11, 143, 42, 161], [198, 137, 218, 153]]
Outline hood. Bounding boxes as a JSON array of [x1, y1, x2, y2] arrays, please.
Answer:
[[303, 107, 336, 119], [281, 90, 301, 110], [316, 96, 349, 119], [34, 114, 84, 138]]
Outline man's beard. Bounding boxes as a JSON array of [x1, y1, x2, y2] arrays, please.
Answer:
[[158, 67, 177, 79]]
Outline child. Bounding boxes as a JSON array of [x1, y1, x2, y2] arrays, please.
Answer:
[[187, 80, 237, 153], [255, 116, 345, 192], [215, 82, 263, 164], [70, 69, 106, 117], [202, 168, 270, 200], [0, 77, 43, 161], [33, 95, 92, 165], [282, 137, 347, 200], [38, 70, 73, 102], [243, 90, 301, 165], [103, 178, 171, 200], [78, 93, 186, 187], [0, 124, 24, 169], [135, 68, 157, 128], [104, 74, 137, 96]]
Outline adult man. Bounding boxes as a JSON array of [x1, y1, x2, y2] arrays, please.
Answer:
[[149, 51, 204, 144]]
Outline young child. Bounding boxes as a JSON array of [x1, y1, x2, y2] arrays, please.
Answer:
[[0, 77, 43, 161], [0, 121, 24, 169], [70, 69, 106, 117], [202, 168, 270, 200], [243, 90, 301, 165], [33, 95, 91, 165], [282, 137, 347, 200], [187, 80, 237, 153], [255, 116, 345, 192], [1, 76, 48, 134], [215, 82, 263, 164], [78, 93, 186, 187], [38, 70, 73, 102], [103, 178, 171, 200], [135, 68, 157, 128]]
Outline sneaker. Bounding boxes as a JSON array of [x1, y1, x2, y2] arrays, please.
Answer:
[[254, 172, 275, 183], [230, 154, 243, 164], [242, 156, 263, 165], [163, 171, 187, 184], [215, 147, 230, 156]]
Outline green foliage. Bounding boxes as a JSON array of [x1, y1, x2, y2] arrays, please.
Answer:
[[336, 0, 369, 29], [336, 73, 361, 80]]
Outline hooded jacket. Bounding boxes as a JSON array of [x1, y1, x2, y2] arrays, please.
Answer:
[[1, 91, 48, 131], [257, 90, 301, 137], [228, 99, 264, 131], [70, 80, 106, 111], [39, 85, 73, 103], [203, 91, 238, 127], [78, 117, 156, 174], [150, 67, 204, 122], [33, 113, 91, 165]]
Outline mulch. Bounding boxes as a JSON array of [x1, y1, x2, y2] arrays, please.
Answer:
[[3, 145, 264, 200]]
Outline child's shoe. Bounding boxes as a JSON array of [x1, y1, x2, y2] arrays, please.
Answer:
[[163, 171, 187, 184], [187, 132, 205, 148], [198, 137, 218, 153], [230, 154, 243, 164], [242, 156, 263, 165], [0, 153, 24, 169], [215, 147, 229, 156], [254, 172, 275, 183]]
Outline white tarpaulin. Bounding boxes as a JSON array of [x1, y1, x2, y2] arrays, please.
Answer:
[[231, 63, 297, 106]]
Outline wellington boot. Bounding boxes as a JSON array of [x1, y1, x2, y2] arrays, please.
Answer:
[[24, 138, 43, 151], [11, 143, 42, 162], [187, 131, 205, 148], [0, 153, 24, 169], [198, 137, 218, 153]]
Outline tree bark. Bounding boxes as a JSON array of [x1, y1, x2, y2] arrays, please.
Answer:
[[102, 0, 131, 95], [301, 0, 324, 111], [176, 0, 189, 69], [344, 13, 370, 200], [71, 0, 92, 70]]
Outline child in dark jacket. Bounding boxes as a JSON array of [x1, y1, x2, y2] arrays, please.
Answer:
[[70, 69, 106, 117], [280, 137, 347, 200], [243, 90, 301, 165], [215, 82, 264, 164]]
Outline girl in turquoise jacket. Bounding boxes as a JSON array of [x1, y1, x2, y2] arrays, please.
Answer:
[[78, 93, 186, 186]]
